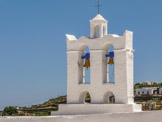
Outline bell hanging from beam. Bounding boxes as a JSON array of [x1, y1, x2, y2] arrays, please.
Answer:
[[83, 58, 90, 69], [108, 57, 114, 65]]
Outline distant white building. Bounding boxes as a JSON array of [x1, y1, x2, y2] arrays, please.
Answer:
[[140, 81, 158, 85], [159, 88, 162, 94], [136, 87, 157, 95]]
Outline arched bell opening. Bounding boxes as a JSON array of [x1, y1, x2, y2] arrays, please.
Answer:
[[108, 45, 115, 83], [81, 46, 90, 84], [79, 91, 91, 104], [94, 25, 100, 38], [104, 44, 115, 83], [80, 44, 88, 51], [104, 91, 115, 104]]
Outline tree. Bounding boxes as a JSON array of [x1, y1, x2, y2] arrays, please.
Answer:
[[2, 106, 18, 116]]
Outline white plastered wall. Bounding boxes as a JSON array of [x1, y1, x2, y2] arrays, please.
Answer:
[[66, 30, 134, 104]]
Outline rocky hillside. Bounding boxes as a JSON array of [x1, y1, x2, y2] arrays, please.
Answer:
[[17, 96, 67, 116]]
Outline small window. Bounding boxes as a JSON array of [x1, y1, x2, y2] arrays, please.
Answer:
[[147, 91, 149, 95], [79, 91, 91, 104], [104, 91, 115, 104], [142, 91, 144, 94], [138, 91, 140, 95]]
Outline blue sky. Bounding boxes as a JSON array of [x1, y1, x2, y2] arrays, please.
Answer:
[[0, 0, 162, 110]]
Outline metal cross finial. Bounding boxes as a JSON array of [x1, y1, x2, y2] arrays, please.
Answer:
[[95, 0, 102, 14]]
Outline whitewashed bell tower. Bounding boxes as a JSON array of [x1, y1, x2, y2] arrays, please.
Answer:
[[90, 14, 108, 38], [52, 13, 142, 115]]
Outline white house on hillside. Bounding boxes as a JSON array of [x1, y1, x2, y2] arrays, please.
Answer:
[[136, 87, 160, 95], [159, 88, 162, 94], [140, 81, 159, 85]]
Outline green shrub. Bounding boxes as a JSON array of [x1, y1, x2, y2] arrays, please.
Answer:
[[2, 106, 18, 116]]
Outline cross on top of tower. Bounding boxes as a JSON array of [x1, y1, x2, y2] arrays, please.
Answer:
[[95, 0, 102, 14]]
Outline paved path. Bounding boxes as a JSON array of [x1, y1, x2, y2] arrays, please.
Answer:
[[0, 111, 162, 122]]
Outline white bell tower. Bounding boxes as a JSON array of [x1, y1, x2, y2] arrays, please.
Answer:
[[90, 14, 108, 38], [52, 13, 142, 116]]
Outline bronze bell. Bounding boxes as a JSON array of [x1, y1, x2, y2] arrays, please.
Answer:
[[83, 58, 90, 69], [108, 57, 114, 65]]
